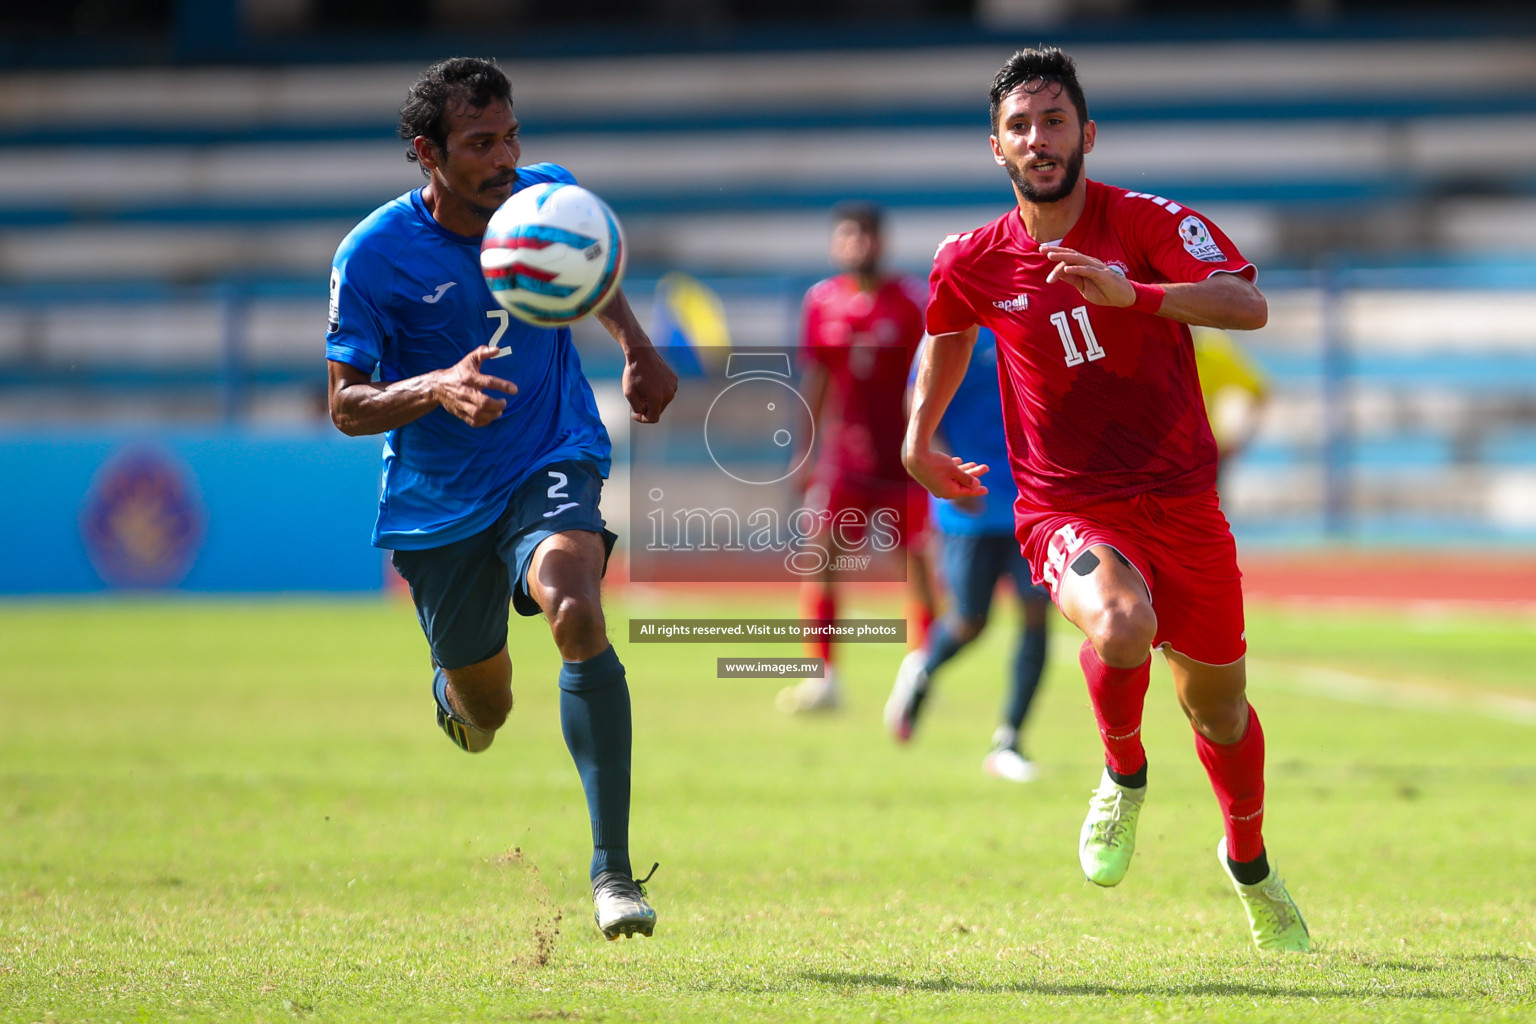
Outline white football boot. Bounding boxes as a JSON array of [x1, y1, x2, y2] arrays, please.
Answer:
[[777, 666, 841, 713], [593, 865, 658, 940]]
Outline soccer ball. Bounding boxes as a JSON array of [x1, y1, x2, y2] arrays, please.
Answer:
[[480, 183, 627, 327]]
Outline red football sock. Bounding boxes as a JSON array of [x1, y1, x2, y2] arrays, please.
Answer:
[[802, 587, 836, 662], [1079, 639, 1150, 777], [1193, 704, 1266, 864]]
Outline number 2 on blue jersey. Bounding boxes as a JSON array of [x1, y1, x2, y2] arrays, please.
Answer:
[[486, 309, 510, 352]]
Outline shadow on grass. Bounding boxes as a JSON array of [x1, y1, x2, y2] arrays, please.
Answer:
[[1333, 951, 1534, 973], [1460, 953, 1535, 965], [795, 970, 1454, 1001]]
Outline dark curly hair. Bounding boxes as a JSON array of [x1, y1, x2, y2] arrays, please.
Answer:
[[831, 200, 883, 236], [399, 57, 513, 176], [989, 47, 1088, 133]]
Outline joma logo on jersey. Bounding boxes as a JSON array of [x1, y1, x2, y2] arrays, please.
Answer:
[[993, 293, 1029, 313]]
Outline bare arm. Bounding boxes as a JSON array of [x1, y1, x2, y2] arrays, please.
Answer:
[[789, 361, 829, 492], [801, 361, 829, 428], [902, 326, 989, 499], [595, 287, 678, 424], [1150, 273, 1267, 329], [328, 345, 515, 436], [1042, 246, 1268, 330], [905, 371, 978, 510]]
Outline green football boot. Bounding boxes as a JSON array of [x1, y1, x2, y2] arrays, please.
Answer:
[[1078, 767, 1146, 886], [1218, 838, 1311, 952]]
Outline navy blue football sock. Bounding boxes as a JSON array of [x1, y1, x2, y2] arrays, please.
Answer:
[[1004, 623, 1047, 734], [558, 645, 633, 881], [921, 618, 970, 677]]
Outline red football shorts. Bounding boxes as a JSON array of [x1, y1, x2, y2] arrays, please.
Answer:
[[1017, 488, 1246, 666], [805, 475, 929, 550]]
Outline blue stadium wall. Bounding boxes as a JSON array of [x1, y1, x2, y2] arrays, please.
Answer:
[[0, 430, 387, 594]]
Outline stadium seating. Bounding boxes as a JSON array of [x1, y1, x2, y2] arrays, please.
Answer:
[[2, 39, 1536, 282], [2, 35, 1536, 540]]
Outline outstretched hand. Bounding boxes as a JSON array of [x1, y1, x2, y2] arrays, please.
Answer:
[[904, 445, 989, 501], [623, 346, 679, 424], [434, 345, 518, 427], [1042, 245, 1136, 307]]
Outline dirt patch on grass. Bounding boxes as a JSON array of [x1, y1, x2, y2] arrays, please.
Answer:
[[497, 846, 564, 968]]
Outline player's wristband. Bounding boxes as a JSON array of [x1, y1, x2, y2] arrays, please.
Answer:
[[1129, 281, 1165, 314]]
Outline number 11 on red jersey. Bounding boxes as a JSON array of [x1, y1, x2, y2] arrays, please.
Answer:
[[1050, 305, 1104, 367]]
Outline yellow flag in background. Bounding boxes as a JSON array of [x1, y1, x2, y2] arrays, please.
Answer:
[[652, 272, 732, 376]]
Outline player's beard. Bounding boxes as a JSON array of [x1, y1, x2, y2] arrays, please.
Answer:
[[1007, 139, 1084, 205], [471, 172, 516, 221]]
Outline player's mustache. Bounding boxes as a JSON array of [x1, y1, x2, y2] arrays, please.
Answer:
[[481, 173, 516, 191]]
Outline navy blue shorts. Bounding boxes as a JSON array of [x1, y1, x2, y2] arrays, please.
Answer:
[[939, 531, 1048, 624], [390, 460, 616, 670]]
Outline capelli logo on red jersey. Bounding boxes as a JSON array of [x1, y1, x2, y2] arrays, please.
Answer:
[[993, 293, 1030, 313]]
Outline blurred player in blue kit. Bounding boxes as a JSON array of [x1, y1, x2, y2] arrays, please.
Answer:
[[324, 57, 677, 940], [884, 329, 1049, 781]]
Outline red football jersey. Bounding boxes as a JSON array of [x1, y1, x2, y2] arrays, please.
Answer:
[[927, 179, 1256, 510], [801, 274, 926, 484]]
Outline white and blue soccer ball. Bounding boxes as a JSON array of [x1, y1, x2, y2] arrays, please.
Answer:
[[480, 183, 626, 327]]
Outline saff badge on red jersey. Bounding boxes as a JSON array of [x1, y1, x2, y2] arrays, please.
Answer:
[[1178, 215, 1228, 262]]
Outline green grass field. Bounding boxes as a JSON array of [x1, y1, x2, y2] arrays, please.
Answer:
[[3, 590, 1534, 1023]]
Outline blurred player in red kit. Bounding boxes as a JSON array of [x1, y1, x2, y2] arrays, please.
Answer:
[[904, 47, 1309, 951], [779, 202, 936, 713]]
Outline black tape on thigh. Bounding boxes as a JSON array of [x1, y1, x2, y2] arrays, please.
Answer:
[[1070, 549, 1101, 576]]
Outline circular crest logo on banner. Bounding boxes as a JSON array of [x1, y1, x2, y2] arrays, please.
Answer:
[[79, 446, 206, 588]]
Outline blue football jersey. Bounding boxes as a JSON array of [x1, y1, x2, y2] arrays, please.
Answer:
[[325, 163, 611, 550], [916, 330, 1019, 537]]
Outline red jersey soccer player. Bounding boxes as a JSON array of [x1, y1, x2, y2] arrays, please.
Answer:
[[904, 48, 1309, 952], [778, 203, 935, 713]]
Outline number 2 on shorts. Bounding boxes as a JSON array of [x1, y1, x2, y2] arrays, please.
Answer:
[[543, 470, 580, 519]]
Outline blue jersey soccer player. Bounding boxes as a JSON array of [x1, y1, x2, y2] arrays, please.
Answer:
[[324, 58, 678, 940], [883, 329, 1050, 782]]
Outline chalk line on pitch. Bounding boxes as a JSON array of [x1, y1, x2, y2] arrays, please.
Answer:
[[1255, 662, 1536, 727]]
